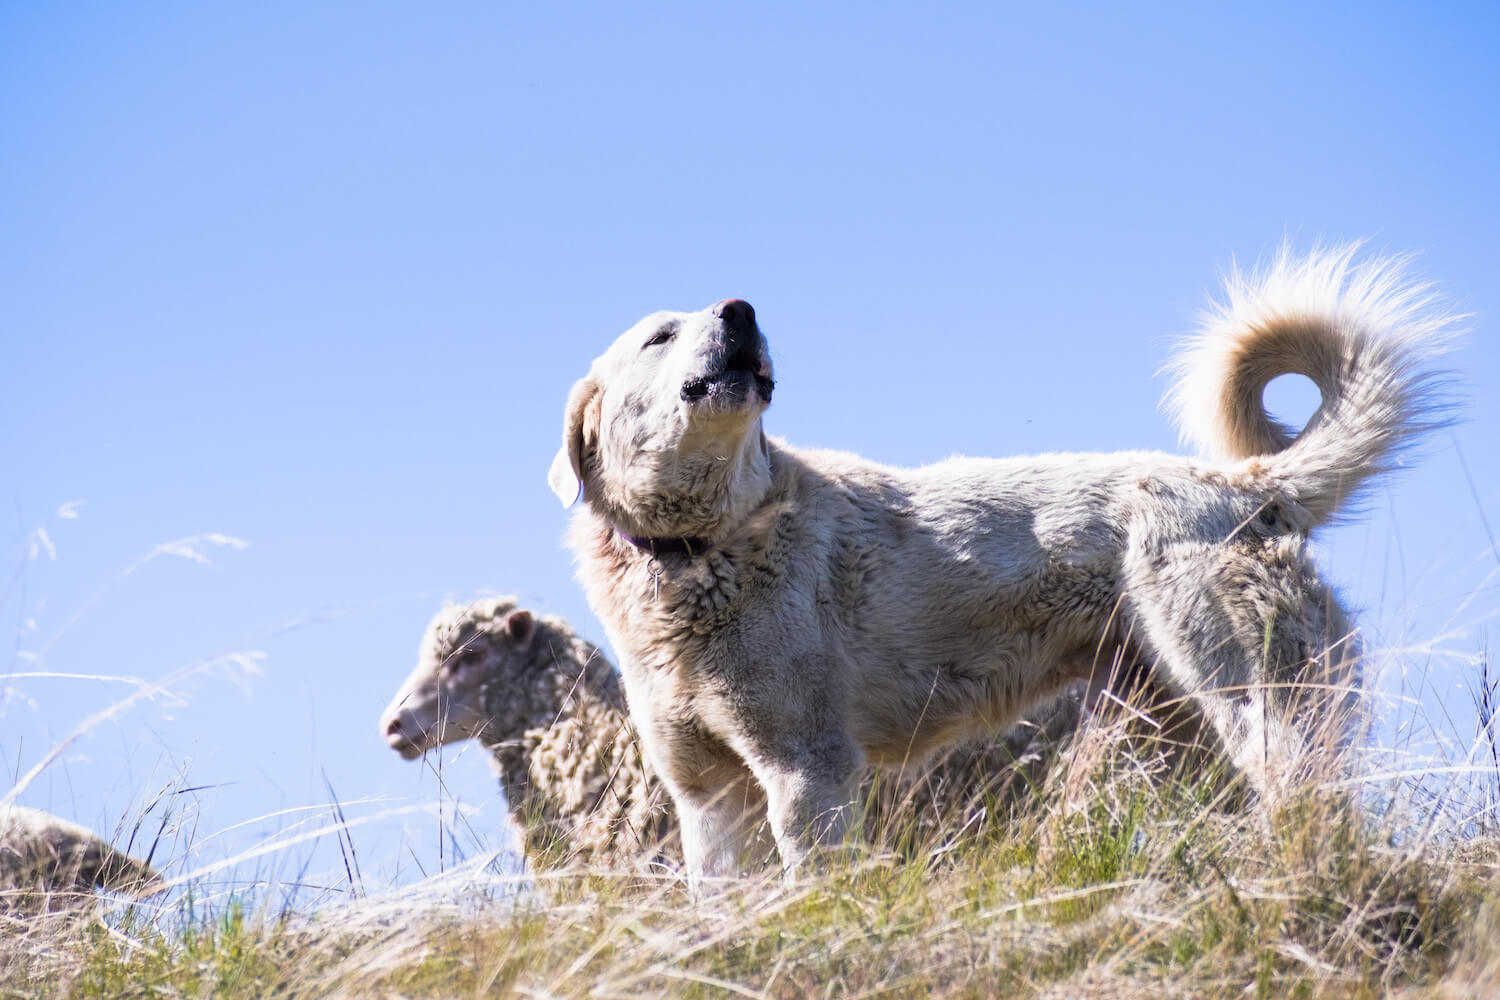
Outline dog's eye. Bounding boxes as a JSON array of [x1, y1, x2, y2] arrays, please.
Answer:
[[642, 325, 676, 349]]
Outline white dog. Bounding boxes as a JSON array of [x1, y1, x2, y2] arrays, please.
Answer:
[[547, 247, 1453, 882]]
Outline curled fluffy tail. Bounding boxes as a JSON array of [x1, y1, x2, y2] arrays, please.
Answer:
[[1167, 245, 1459, 524]]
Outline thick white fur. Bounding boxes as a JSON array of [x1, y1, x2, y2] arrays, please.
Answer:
[[1167, 245, 1456, 519], [380, 599, 1083, 869], [548, 249, 1455, 883]]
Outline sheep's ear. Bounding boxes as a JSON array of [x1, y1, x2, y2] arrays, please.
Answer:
[[504, 609, 535, 647], [548, 375, 602, 507]]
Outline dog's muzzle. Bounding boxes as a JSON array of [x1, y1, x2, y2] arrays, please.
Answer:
[[680, 299, 775, 406]]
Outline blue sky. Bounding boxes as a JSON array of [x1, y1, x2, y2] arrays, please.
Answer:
[[3, 4, 1497, 897]]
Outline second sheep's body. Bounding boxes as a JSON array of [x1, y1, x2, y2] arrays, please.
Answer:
[[381, 597, 1083, 870], [0, 805, 162, 916]]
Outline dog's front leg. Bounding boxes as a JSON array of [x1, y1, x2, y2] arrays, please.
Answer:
[[667, 766, 769, 893], [751, 742, 861, 878]]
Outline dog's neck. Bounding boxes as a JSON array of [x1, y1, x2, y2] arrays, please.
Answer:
[[586, 429, 774, 546], [613, 528, 711, 557]]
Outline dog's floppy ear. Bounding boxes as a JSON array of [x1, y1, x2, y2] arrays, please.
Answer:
[[548, 375, 602, 507]]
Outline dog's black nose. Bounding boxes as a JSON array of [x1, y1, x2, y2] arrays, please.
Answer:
[[713, 299, 756, 330]]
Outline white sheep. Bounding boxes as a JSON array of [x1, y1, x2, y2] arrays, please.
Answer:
[[381, 598, 1086, 869], [0, 805, 162, 914], [381, 597, 674, 868]]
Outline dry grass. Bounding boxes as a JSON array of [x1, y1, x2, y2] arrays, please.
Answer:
[[5, 517, 1496, 997], [4, 701, 1497, 1000]]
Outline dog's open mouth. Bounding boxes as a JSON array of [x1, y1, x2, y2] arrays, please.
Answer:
[[681, 345, 775, 406]]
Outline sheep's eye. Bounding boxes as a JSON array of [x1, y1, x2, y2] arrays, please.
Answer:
[[642, 325, 676, 349], [445, 649, 478, 674]]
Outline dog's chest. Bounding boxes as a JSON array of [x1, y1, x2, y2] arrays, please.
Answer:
[[591, 536, 779, 675]]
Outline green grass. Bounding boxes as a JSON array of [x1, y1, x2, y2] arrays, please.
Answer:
[[6, 725, 1498, 1000]]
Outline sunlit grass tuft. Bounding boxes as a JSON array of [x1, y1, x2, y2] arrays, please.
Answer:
[[4, 686, 1498, 999]]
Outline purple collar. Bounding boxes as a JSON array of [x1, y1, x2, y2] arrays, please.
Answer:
[[615, 528, 711, 557]]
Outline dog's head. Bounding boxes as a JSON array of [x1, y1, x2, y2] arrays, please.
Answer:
[[548, 299, 775, 538], [379, 598, 538, 760]]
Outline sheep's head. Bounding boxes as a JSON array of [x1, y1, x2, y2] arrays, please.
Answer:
[[380, 598, 538, 760]]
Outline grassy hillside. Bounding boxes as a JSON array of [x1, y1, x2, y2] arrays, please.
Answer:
[[6, 714, 1498, 1000]]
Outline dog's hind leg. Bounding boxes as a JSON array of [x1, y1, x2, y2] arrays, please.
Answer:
[[1123, 536, 1362, 803], [1083, 649, 1218, 778]]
